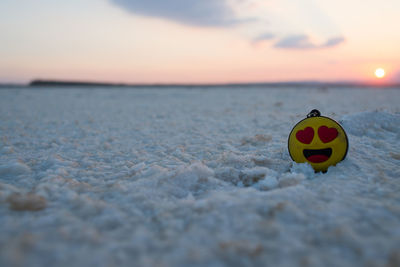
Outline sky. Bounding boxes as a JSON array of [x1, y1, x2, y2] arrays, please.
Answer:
[[1, 0, 399, 84]]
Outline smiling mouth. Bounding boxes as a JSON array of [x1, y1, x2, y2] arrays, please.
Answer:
[[303, 148, 332, 163]]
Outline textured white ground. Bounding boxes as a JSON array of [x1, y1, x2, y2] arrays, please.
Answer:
[[0, 87, 400, 267]]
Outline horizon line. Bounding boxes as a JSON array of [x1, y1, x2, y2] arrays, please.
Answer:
[[1, 79, 399, 88]]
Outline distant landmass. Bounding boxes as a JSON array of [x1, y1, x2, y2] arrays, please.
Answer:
[[27, 79, 400, 88], [29, 80, 130, 87], [0, 79, 397, 89]]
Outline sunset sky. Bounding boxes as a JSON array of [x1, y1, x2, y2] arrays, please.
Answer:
[[1, 0, 400, 84]]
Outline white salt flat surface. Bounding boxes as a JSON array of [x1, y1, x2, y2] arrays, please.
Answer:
[[0, 86, 400, 267]]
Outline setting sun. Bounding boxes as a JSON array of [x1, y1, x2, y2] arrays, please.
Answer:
[[375, 68, 385, 78]]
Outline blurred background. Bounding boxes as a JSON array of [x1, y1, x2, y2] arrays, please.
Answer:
[[1, 0, 399, 85]]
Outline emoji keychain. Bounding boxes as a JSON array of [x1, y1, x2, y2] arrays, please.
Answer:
[[288, 109, 348, 172]]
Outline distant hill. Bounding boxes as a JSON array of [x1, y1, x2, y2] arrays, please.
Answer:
[[29, 80, 129, 87], [28, 79, 400, 88]]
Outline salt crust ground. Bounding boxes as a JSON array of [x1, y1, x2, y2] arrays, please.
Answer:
[[0, 87, 399, 267]]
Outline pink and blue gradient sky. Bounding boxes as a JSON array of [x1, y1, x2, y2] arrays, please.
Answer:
[[1, 0, 399, 84]]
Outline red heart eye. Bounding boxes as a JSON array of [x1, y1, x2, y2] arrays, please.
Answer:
[[296, 127, 314, 144], [318, 126, 338, 143]]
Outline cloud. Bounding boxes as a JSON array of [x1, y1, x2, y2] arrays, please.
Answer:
[[110, 0, 238, 27], [323, 37, 345, 47], [252, 32, 275, 43], [275, 34, 345, 49], [110, 0, 346, 49], [274, 35, 315, 49]]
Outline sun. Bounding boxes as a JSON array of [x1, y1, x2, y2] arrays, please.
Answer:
[[375, 68, 385, 78]]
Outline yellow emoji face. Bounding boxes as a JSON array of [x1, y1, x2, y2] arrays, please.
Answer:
[[288, 112, 348, 172]]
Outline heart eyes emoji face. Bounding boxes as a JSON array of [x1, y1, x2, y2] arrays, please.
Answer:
[[289, 115, 348, 172]]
